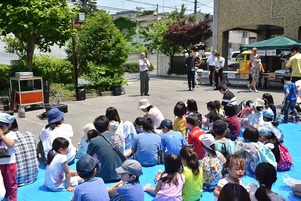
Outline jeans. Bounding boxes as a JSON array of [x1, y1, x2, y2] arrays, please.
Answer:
[[283, 99, 299, 122]]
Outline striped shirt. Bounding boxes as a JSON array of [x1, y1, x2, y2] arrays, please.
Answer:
[[221, 90, 237, 106]]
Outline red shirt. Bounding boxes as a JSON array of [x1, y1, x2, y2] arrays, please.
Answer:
[[188, 126, 205, 159]]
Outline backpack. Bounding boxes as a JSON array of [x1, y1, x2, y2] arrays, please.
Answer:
[[221, 142, 231, 159], [252, 142, 277, 171], [277, 144, 293, 171]]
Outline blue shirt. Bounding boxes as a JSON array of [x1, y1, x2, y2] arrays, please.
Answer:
[[161, 130, 186, 155], [284, 82, 297, 101], [74, 177, 109, 201], [117, 181, 144, 201], [132, 132, 161, 166]]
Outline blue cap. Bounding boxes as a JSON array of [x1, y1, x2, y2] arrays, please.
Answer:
[[76, 155, 99, 177], [0, 113, 14, 125], [258, 127, 271, 137], [157, 119, 173, 129], [47, 108, 64, 124], [263, 108, 274, 119]]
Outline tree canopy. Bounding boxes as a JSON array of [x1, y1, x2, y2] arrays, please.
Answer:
[[113, 17, 137, 42], [0, 0, 74, 71], [68, 10, 128, 90]]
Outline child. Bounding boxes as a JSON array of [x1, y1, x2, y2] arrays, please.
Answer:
[[109, 159, 144, 201], [248, 162, 285, 201], [179, 146, 203, 201], [235, 127, 276, 173], [213, 155, 246, 197], [0, 113, 17, 201], [44, 137, 82, 192], [218, 183, 250, 201], [213, 120, 234, 158], [262, 93, 276, 120], [199, 134, 226, 190], [224, 105, 241, 140], [204, 101, 219, 124], [259, 108, 284, 141], [76, 123, 98, 159], [173, 101, 187, 137], [237, 100, 254, 118], [282, 75, 299, 123], [134, 117, 144, 134], [186, 114, 206, 159], [73, 155, 109, 201], [215, 100, 224, 116], [258, 127, 280, 163], [144, 154, 185, 200]]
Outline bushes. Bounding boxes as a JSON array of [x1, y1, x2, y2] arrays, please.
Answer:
[[0, 64, 11, 95], [122, 62, 154, 73], [167, 60, 186, 75]]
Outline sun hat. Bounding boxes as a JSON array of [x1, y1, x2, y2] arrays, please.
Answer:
[[47, 108, 64, 124], [138, 99, 151, 109], [199, 134, 215, 150], [258, 127, 272, 137], [82, 123, 95, 139], [0, 113, 14, 125], [76, 155, 99, 177], [253, 98, 265, 107], [115, 159, 143, 177], [263, 108, 274, 119], [157, 119, 173, 129]]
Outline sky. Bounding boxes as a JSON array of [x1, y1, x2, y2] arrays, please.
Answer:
[[96, 0, 214, 15]]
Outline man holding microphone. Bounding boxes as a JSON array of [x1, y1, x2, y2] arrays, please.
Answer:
[[139, 52, 150, 96]]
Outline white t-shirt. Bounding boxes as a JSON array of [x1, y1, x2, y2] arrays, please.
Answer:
[[0, 131, 17, 164], [40, 123, 76, 163], [214, 57, 225, 68], [248, 182, 285, 201], [138, 58, 150, 72], [215, 177, 245, 201], [207, 54, 216, 66]]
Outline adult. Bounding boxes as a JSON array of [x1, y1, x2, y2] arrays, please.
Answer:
[[213, 53, 225, 90], [131, 117, 161, 167], [248, 47, 262, 92], [185, 49, 199, 91], [286, 46, 301, 82], [87, 115, 124, 182], [138, 99, 164, 134], [10, 119, 39, 186], [218, 84, 237, 108], [158, 119, 186, 156], [207, 49, 217, 87], [39, 108, 76, 164], [138, 52, 150, 96]]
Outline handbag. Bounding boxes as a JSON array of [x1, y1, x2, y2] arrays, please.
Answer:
[[99, 133, 126, 162]]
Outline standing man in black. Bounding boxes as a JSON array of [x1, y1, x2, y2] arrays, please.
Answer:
[[185, 50, 199, 91]]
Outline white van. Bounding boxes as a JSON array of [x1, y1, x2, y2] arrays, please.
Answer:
[[228, 51, 240, 61]]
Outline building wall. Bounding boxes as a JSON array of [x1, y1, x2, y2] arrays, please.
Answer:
[[216, 0, 301, 57]]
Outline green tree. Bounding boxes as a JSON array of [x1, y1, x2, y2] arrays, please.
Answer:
[[69, 10, 128, 90], [113, 17, 137, 42], [78, 0, 98, 15], [0, 0, 74, 71]]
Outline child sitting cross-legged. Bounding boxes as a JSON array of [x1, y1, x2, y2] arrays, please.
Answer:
[[72, 155, 109, 201], [108, 159, 144, 201]]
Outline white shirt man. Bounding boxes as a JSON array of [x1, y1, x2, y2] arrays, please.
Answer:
[[138, 52, 150, 96]]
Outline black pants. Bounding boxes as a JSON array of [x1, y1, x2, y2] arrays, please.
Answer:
[[187, 70, 195, 89], [209, 65, 215, 86], [214, 68, 223, 88]]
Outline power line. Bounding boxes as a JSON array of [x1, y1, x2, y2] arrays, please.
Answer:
[[124, 0, 177, 10]]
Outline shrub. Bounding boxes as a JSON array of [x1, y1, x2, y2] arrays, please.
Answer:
[[0, 64, 11, 95], [167, 60, 186, 75], [122, 62, 154, 73]]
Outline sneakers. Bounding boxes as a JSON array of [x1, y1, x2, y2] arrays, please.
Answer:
[[247, 84, 252, 92], [254, 89, 259, 93]]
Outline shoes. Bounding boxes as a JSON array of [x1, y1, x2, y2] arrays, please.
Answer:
[[254, 89, 259, 93], [213, 88, 219, 90], [281, 119, 288, 123], [188, 88, 192, 91], [247, 84, 252, 92], [144, 94, 150, 96], [140, 94, 143, 96]]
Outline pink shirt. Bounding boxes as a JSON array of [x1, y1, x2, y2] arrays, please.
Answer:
[[156, 173, 185, 201]]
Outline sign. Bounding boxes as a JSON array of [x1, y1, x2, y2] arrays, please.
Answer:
[[240, 74, 249, 79], [227, 73, 236, 79], [266, 49, 277, 56], [268, 73, 276, 79], [257, 50, 266, 56]]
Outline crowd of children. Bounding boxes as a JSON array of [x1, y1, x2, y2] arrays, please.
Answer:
[[2, 77, 301, 201]]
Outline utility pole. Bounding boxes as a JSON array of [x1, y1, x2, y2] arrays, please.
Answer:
[[194, 0, 197, 15]]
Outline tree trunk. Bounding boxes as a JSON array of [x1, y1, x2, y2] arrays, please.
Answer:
[[26, 36, 35, 72]]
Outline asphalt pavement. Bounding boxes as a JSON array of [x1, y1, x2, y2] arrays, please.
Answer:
[[15, 73, 285, 146]]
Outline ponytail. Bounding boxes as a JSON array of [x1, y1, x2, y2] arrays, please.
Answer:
[[255, 185, 271, 201], [46, 149, 55, 165], [180, 146, 200, 176]]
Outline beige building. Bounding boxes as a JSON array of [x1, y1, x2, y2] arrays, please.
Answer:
[[213, 0, 301, 58]]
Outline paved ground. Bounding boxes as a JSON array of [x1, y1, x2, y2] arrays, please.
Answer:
[[15, 73, 285, 146]]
